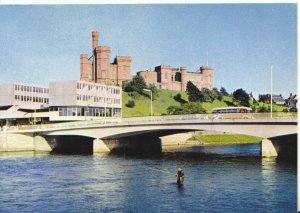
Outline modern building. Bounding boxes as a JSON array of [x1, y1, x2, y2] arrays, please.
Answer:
[[137, 65, 214, 92], [80, 31, 132, 86], [49, 80, 121, 119], [0, 82, 49, 110], [0, 80, 122, 124]]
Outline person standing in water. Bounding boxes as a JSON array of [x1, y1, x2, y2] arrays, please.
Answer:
[[177, 167, 184, 185]]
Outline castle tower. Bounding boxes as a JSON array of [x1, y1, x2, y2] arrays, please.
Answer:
[[92, 31, 99, 82], [95, 46, 111, 84], [180, 67, 187, 91], [92, 31, 99, 50], [80, 54, 91, 81], [200, 66, 214, 90]]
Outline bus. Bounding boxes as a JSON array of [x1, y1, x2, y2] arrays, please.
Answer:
[[211, 107, 253, 119]]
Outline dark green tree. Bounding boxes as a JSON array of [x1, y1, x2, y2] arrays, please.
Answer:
[[233, 88, 250, 107], [124, 75, 147, 94], [147, 84, 159, 100], [220, 87, 229, 96], [186, 81, 203, 102]]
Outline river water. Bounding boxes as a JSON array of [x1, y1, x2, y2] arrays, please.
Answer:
[[0, 144, 296, 213]]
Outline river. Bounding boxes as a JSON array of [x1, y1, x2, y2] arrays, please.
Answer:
[[0, 144, 296, 213]]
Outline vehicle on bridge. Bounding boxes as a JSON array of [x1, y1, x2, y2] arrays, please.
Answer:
[[212, 107, 253, 119]]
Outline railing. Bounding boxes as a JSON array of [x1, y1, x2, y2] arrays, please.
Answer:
[[3, 112, 297, 132]]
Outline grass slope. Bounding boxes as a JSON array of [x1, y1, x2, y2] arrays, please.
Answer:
[[122, 89, 289, 117], [122, 90, 188, 117]]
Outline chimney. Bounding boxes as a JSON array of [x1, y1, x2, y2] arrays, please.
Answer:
[[92, 31, 99, 50]]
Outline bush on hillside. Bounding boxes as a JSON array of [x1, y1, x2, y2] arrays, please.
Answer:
[[126, 100, 135, 108], [167, 102, 206, 115]]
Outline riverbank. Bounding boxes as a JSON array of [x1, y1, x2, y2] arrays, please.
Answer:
[[161, 132, 262, 150], [191, 134, 262, 145]]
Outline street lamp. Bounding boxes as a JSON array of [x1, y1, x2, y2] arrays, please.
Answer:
[[143, 89, 153, 117], [270, 66, 273, 118]]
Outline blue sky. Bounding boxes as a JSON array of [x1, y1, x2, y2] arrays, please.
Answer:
[[0, 4, 297, 98]]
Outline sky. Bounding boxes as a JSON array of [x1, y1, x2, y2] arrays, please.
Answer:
[[0, 4, 297, 99]]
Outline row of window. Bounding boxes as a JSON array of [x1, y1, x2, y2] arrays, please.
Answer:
[[15, 95, 49, 104], [54, 107, 121, 117], [76, 95, 120, 104], [76, 83, 120, 94], [15, 84, 49, 94]]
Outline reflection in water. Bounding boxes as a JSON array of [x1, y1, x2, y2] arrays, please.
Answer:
[[0, 144, 296, 212]]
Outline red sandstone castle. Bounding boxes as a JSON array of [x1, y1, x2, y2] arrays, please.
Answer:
[[80, 31, 132, 86], [80, 32, 214, 91], [137, 65, 214, 91]]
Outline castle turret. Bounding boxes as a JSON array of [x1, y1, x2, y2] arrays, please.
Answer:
[[180, 67, 187, 91], [200, 66, 214, 90], [80, 54, 91, 81], [92, 31, 99, 50]]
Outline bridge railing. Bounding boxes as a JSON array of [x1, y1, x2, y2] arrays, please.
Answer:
[[3, 112, 297, 132]]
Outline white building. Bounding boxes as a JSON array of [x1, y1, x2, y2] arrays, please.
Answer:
[[49, 80, 122, 119], [0, 80, 122, 124], [0, 82, 49, 110]]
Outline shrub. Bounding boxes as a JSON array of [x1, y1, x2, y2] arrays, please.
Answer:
[[126, 100, 135, 108], [128, 91, 140, 99]]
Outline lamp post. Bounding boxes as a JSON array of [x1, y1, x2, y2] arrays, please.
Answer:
[[270, 66, 273, 119], [143, 89, 153, 117]]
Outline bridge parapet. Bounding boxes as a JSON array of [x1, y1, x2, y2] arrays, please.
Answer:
[[3, 112, 297, 134]]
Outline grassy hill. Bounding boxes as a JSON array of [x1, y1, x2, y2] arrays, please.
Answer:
[[122, 89, 288, 117], [123, 90, 230, 117]]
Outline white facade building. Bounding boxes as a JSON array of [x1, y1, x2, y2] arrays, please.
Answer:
[[49, 80, 122, 118], [0, 80, 122, 124], [0, 82, 49, 110]]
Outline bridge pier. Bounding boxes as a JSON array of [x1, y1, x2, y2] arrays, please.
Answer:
[[34, 135, 52, 152], [93, 139, 110, 153], [261, 138, 278, 158]]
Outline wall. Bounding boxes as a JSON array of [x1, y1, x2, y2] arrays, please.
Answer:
[[49, 80, 77, 106], [0, 83, 13, 106]]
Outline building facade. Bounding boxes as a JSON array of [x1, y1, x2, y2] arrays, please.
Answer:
[[0, 82, 49, 110], [137, 65, 214, 92], [80, 31, 132, 86], [0, 80, 122, 124], [49, 80, 122, 118]]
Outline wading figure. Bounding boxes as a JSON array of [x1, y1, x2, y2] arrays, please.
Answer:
[[177, 167, 184, 185]]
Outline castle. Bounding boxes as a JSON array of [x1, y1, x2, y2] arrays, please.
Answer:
[[137, 65, 214, 91], [80, 31, 214, 91], [80, 31, 132, 86]]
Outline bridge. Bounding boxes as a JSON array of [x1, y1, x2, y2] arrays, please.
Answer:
[[1, 113, 297, 157]]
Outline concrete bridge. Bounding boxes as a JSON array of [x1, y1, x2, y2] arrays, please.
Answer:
[[0, 113, 297, 157]]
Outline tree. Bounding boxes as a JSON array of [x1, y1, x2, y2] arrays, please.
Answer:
[[233, 88, 250, 107], [186, 81, 203, 102], [147, 84, 159, 100], [213, 87, 223, 101], [202, 88, 213, 103], [258, 94, 271, 103], [220, 87, 229, 96], [124, 75, 147, 94]]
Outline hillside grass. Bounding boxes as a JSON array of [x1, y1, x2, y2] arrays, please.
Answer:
[[122, 90, 188, 117], [122, 89, 289, 117], [193, 134, 262, 145]]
